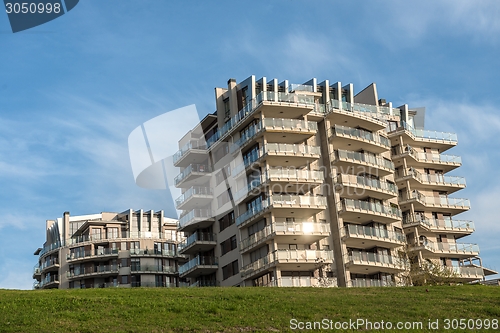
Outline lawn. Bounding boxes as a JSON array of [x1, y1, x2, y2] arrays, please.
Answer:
[[0, 285, 499, 332]]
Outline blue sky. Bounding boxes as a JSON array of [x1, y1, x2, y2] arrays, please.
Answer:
[[1, 0, 499, 289]]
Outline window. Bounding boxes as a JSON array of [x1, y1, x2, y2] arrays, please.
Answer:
[[131, 258, 140, 271], [219, 211, 235, 232], [220, 235, 237, 256], [217, 189, 233, 208], [248, 219, 266, 236], [108, 227, 119, 239], [92, 228, 101, 240], [222, 260, 239, 280], [223, 98, 230, 118], [121, 275, 128, 284]]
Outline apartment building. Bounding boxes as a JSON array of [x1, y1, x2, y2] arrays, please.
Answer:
[[173, 75, 496, 288], [33, 210, 185, 289]]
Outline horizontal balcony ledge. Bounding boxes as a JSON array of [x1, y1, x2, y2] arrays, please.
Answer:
[[336, 174, 397, 197], [329, 125, 390, 150], [240, 222, 331, 253], [402, 218, 475, 232]]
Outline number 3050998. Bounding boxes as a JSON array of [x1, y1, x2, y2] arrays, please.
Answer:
[[5, 2, 61, 14]]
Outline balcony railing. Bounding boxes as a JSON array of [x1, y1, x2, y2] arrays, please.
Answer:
[[332, 149, 395, 171], [173, 140, 207, 164], [132, 281, 177, 288], [340, 198, 402, 218], [68, 265, 119, 278], [174, 164, 212, 186], [394, 121, 458, 143], [348, 278, 395, 287], [129, 249, 177, 257], [288, 84, 314, 93], [331, 125, 390, 148], [240, 221, 331, 251], [393, 146, 462, 164], [402, 190, 470, 209], [241, 250, 333, 277], [268, 167, 324, 181], [327, 99, 391, 118], [402, 216, 475, 231], [67, 248, 119, 261], [187, 280, 218, 287], [175, 186, 213, 207], [265, 143, 321, 155], [179, 232, 216, 251], [449, 266, 484, 277], [336, 174, 397, 194], [342, 224, 405, 243], [33, 264, 41, 276], [230, 122, 262, 153], [179, 256, 217, 275], [236, 195, 327, 226], [40, 258, 59, 270], [346, 251, 399, 266], [39, 275, 59, 288], [179, 208, 213, 228], [68, 231, 180, 245], [416, 240, 479, 254], [130, 265, 177, 274], [397, 168, 466, 187], [263, 118, 318, 132]]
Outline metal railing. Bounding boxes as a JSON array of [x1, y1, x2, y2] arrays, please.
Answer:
[[402, 216, 475, 231], [336, 174, 397, 194], [402, 190, 470, 209], [341, 198, 402, 218], [265, 143, 321, 155], [39, 275, 59, 288], [67, 265, 119, 278], [179, 232, 216, 251], [240, 221, 331, 250], [346, 251, 399, 266], [268, 167, 324, 181], [175, 186, 213, 207], [392, 146, 462, 164], [393, 121, 458, 143], [396, 168, 466, 186], [173, 140, 207, 164], [263, 118, 318, 132], [130, 265, 177, 273], [331, 125, 390, 147], [416, 240, 479, 254], [67, 248, 119, 261], [179, 256, 218, 275], [342, 224, 405, 243], [174, 164, 212, 186], [129, 249, 177, 257], [288, 84, 314, 93], [179, 208, 213, 228], [333, 149, 395, 170], [348, 278, 395, 287], [40, 257, 59, 270]]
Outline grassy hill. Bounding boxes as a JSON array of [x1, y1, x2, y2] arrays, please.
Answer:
[[0, 285, 499, 332]]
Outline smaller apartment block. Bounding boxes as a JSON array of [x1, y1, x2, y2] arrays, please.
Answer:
[[33, 210, 185, 289], [172, 75, 496, 288]]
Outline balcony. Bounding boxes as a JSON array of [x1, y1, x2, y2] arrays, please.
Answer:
[[392, 146, 461, 172], [331, 149, 394, 177], [257, 91, 316, 119], [240, 249, 334, 279], [262, 118, 318, 142], [178, 208, 214, 232], [40, 258, 60, 273], [449, 266, 485, 281], [345, 251, 403, 275], [130, 249, 177, 258], [341, 224, 405, 249], [67, 248, 119, 262], [388, 121, 457, 152], [262, 167, 324, 194], [175, 186, 213, 210], [399, 190, 470, 214], [329, 125, 390, 154], [402, 216, 475, 236], [131, 281, 177, 288], [265, 277, 337, 287], [32, 264, 41, 280], [326, 100, 388, 131], [67, 265, 119, 279], [410, 240, 479, 258], [240, 221, 331, 253], [339, 198, 402, 224], [348, 278, 395, 288], [335, 174, 397, 200], [39, 275, 59, 289], [236, 195, 327, 228], [263, 143, 321, 167], [178, 232, 217, 255], [174, 163, 212, 188], [179, 256, 218, 278], [395, 168, 466, 194], [173, 140, 208, 167], [130, 265, 177, 274]]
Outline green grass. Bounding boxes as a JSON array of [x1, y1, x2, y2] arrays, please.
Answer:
[[0, 285, 499, 332]]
